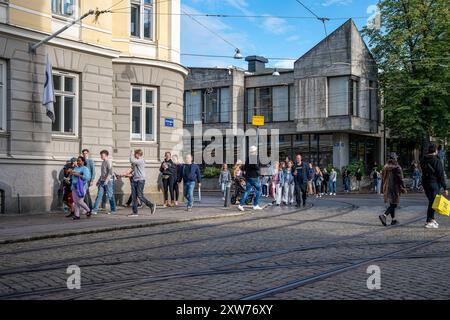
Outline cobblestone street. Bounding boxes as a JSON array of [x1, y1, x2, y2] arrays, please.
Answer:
[[0, 193, 448, 300]]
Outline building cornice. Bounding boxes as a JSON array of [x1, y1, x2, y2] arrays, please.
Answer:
[[0, 23, 121, 58], [113, 56, 189, 77]]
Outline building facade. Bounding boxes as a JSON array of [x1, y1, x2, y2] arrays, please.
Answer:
[[0, 0, 187, 213], [184, 20, 383, 171]]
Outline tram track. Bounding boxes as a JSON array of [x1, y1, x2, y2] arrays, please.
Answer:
[[0, 203, 429, 300], [0, 202, 354, 276]]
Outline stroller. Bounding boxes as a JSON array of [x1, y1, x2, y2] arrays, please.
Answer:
[[230, 177, 255, 205]]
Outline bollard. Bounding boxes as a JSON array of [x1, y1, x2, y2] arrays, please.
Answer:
[[224, 184, 231, 207]]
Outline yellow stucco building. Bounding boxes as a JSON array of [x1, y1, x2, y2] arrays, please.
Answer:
[[0, 0, 188, 213]]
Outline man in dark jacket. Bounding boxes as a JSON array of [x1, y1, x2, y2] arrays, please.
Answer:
[[421, 144, 448, 229], [179, 154, 201, 212], [238, 146, 263, 212], [293, 154, 309, 207]]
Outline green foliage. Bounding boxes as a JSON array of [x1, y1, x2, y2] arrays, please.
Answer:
[[202, 166, 221, 178], [362, 0, 450, 143], [343, 161, 366, 176]]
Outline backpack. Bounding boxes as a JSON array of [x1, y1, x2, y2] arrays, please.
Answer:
[[77, 176, 85, 198]]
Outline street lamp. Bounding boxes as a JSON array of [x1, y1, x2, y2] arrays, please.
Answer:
[[234, 48, 243, 59]]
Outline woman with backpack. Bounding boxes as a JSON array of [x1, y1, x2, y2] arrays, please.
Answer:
[[68, 156, 92, 220]]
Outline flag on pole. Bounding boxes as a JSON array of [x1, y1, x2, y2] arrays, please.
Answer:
[[43, 55, 55, 123]]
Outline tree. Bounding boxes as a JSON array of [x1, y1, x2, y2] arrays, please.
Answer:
[[363, 0, 450, 148]]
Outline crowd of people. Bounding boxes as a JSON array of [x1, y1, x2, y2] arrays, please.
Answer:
[[59, 144, 448, 230], [61, 149, 202, 220], [224, 148, 336, 212]]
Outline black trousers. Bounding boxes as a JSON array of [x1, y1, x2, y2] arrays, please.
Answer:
[[173, 181, 180, 201], [384, 203, 397, 219], [424, 183, 440, 222], [131, 180, 153, 214], [294, 183, 307, 206], [162, 175, 175, 202]]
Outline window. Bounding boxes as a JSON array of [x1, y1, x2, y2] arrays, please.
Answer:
[[246, 85, 292, 123], [52, 0, 75, 17], [0, 59, 6, 132], [184, 90, 202, 125], [52, 71, 77, 135], [350, 78, 359, 116], [328, 76, 359, 116], [184, 87, 230, 124], [273, 86, 289, 122], [130, 0, 153, 40], [131, 86, 156, 141]]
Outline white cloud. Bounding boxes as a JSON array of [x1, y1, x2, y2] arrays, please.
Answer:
[[322, 0, 353, 7], [286, 35, 301, 42], [262, 15, 294, 35]]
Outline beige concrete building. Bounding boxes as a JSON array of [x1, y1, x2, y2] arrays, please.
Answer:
[[184, 20, 383, 172], [0, 0, 187, 213]]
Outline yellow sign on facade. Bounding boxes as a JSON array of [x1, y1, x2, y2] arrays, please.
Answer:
[[252, 115, 265, 126]]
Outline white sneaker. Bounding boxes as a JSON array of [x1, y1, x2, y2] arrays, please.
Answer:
[[91, 211, 98, 215], [431, 219, 439, 227], [238, 205, 245, 212], [425, 222, 438, 229], [253, 205, 263, 210]]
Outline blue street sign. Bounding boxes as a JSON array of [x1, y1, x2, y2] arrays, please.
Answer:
[[165, 118, 174, 127]]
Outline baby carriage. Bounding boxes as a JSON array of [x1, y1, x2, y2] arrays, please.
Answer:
[[230, 177, 255, 205]]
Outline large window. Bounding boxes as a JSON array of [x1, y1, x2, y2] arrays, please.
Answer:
[[52, 71, 77, 135], [52, 0, 75, 17], [131, 86, 157, 141], [131, 0, 153, 40], [184, 87, 230, 125], [328, 76, 359, 117], [0, 60, 6, 132], [246, 85, 293, 123]]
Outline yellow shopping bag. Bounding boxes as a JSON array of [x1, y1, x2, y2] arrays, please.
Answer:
[[432, 195, 450, 216]]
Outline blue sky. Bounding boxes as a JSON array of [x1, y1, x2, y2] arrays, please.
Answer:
[[181, 0, 379, 68]]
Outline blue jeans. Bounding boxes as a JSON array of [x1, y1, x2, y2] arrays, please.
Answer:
[[240, 178, 262, 206], [131, 180, 153, 214], [329, 181, 336, 193], [184, 181, 195, 208], [93, 180, 116, 212], [343, 177, 350, 191]]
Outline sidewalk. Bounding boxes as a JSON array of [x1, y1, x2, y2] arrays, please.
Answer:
[[0, 195, 271, 244]]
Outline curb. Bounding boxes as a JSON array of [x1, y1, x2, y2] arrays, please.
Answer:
[[0, 210, 248, 245], [0, 206, 278, 245], [0, 202, 312, 245]]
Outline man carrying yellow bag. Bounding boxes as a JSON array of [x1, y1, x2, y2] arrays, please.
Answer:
[[421, 144, 449, 229]]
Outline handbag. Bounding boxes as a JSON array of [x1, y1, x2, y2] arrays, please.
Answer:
[[432, 195, 450, 216]]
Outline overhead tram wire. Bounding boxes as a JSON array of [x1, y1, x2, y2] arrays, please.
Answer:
[[110, 7, 371, 21], [293, 0, 333, 65]]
